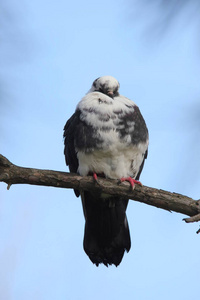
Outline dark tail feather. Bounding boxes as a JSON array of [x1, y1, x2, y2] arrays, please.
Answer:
[[81, 191, 131, 267]]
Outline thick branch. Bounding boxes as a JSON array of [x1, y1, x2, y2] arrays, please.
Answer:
[[1, 154, 200, 223]]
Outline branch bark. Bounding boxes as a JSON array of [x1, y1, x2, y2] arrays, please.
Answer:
[[1, 154, 200, 226]]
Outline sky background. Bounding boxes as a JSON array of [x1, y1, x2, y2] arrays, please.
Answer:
[[0, 0, 200, 299]]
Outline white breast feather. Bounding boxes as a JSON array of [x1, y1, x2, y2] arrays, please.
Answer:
[[76, 92, 148, 179]]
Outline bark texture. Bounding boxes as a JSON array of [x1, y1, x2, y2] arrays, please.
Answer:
[[1, 154, 200, 226]]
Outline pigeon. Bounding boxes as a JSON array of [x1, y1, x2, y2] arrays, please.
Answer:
[[63, 76, 149, 266]]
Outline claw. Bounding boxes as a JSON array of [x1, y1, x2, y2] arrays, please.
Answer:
[[93, 173, 98, 182], [92, 172, 101, 185], [120, 177, 142, 189]]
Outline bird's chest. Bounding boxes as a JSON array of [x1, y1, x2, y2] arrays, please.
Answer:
[[75, 100, 135, 152], [77, 140, 145, 179], [75, 95, 147, 179]]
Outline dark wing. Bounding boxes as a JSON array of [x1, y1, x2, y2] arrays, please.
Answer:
[[135, 149, 148, 180], [63, 111, 80, 197], [131, 106, 148, 180], [63, 111, 79, 173]]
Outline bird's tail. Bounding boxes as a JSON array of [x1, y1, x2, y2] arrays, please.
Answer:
[[81, 191, 131, 267]]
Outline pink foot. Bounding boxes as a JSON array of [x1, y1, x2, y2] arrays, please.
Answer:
[[89, 172, 103, 185], [120, 177, 142, 189], [92, 173, 101, 186], [93, 173, 98, 182]]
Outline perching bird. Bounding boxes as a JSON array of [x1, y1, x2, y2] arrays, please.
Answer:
[[63, 76, 149, 266]]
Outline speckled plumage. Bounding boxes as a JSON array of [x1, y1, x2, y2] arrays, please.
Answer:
[[64, 76, 149, 266]]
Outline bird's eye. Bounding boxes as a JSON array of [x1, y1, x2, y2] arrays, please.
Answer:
[[113, 88, 118, 95]]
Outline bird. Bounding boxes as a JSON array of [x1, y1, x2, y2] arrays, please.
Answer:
[[63, 76, 149, 267]]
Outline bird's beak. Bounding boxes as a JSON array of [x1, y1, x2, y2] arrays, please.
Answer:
[[107, 91, 114, 98]]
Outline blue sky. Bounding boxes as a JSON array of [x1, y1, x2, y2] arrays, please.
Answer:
[[0, 0, 200, 299]]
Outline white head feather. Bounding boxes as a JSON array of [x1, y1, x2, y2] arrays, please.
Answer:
[[88, 76, 120, 97]]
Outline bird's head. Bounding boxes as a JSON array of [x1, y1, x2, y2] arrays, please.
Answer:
[[89, 76, 120, 98]]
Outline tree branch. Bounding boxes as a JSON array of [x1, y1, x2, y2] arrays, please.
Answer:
[[1, 154, 200, 228]]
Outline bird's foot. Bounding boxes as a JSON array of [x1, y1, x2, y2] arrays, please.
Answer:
[[120, 177, 142, 190], [93, 172, 98, 182], [92, 172, 101, 185], [88, 172, 105, 185]]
